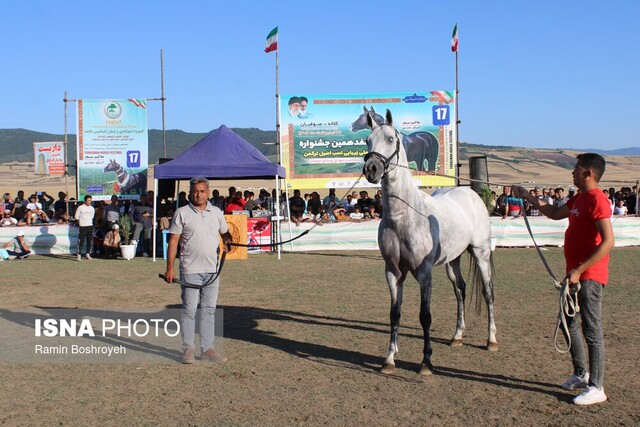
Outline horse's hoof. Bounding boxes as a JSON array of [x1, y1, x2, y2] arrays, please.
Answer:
[[419, 363, 434, 376], [380, 363, 395, 374], [487, 341, 499, 352], [450, 339, 463, 347]]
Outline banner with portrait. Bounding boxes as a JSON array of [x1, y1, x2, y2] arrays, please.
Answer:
[[33, 142, 65, 175], [279, 91, 457, 189], [76, 99, 149, 201]]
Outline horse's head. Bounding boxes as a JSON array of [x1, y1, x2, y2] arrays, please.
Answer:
[[103, 159, 117, 172], [350, 106, 384, 132], [363, 110, 405, 184]]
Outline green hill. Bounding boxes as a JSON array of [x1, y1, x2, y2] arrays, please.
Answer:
[[0, 128, 278, 164]]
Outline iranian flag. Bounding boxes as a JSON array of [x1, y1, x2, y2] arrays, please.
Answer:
[[265, 27, 278, 53], [451, 24, 459, 52]]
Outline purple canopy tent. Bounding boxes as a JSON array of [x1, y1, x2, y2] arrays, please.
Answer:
[[151, 125, 287, 260]]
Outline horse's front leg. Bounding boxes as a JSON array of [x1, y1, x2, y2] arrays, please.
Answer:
[[414, 264, 434, 376], [381, 266, 405, 374]]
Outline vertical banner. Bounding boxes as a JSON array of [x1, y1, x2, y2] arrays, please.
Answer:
[[33, 142, 65, 175], [77, 99, 149, 201], [279, 92, 456, 189]]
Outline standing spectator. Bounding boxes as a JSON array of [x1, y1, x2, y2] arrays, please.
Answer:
[[244, 192, 258, 211], [130, 194, 153, 256], [104, 195, 121, 229], [53, 192, 69, 223], [164, 177, 233, 364], [322, 188, 341, 207], [512, 153, 614, 406], [494, 186, 510, 217], [210, 189, 224, 211], [75, 195, 95, 260], [505, 189, 522, 218], [554, 188, 569, 207], [613, 200, 627, 216], [527, 189, 540, 216]]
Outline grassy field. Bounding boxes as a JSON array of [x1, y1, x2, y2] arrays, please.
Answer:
[[1, 247, 639, 425]]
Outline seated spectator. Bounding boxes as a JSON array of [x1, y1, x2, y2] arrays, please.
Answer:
[[349, 205, 364, 221], [357, 191, 373, 215], [25, 195, 44, 216], [1, 230, 31, 259], [307, 192, 323, 221], [2, 192, 14, 213], [613, 199, 627, 216], [323, 194, 340, 222], [340, 194, 355, 215], [103, 223, 122, 258], [288, 190, 306, 225], [372, 193, 383, 218], [1, 210, 17, 226]]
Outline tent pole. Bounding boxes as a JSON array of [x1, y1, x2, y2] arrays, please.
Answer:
[[284, 179, 294, 252], [275, 175, 281, 260], [152, 178, 158, 262]]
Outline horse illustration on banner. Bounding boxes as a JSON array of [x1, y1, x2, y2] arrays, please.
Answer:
[[103, 159, 147, 195], [351, 106, 439, 172]]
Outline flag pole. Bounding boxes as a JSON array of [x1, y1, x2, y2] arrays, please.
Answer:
[[455, 47, 460, 187], [274, 34, 282, 260]]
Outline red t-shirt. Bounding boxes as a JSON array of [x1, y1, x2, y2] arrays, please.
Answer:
[[564, 188, 612, 284]]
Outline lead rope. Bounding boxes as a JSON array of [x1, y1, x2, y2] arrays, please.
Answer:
[[519, 202, 580, 353]]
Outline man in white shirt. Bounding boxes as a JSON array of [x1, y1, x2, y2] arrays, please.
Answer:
[[74, 195, 95, 260]]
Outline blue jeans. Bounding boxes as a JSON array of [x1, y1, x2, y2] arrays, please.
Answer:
[[564, 279, 605, 388], [180, 273, 219, 352]]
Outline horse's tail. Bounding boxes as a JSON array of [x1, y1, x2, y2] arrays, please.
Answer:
[[469, 250, 495, 315]]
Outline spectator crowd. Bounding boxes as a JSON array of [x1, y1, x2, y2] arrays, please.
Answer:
[[1, 183, 637, 259], [490, 185, 637, 218]]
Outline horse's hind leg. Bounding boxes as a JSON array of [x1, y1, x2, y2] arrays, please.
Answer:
[[470, 246, 498, 351], [445, 257, 466, 347], [381, 268, 406, 374]]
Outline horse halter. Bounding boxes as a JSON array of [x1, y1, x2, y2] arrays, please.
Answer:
[[363, 129, 402, 175]]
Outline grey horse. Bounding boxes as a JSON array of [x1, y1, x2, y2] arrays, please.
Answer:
[[362, 109, 498, 375]]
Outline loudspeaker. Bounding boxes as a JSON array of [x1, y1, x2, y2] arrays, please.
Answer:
[[157, 158, 175, 199], [469, 156, 489, 193]]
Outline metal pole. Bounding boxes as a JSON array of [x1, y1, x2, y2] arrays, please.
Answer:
[[160, 49, 167, 158], [274, 41, 282, 259], [455, 49, 460, 187], [63, 91, 69, 197]]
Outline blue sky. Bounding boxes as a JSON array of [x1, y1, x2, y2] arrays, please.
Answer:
[[1, 0, 638, 149]]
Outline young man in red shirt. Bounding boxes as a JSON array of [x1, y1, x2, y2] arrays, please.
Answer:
[[513, 153, 614, 406]]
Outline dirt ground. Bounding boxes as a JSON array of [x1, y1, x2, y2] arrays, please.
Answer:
[[1, 248, 639, 426]]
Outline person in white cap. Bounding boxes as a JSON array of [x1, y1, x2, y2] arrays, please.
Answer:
[[103, 223, 122, 258], [1, 230, 31, 259]]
